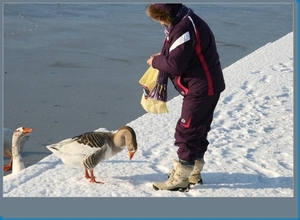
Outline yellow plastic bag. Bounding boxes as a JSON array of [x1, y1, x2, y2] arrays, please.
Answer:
[[139, 67, 168, 114]]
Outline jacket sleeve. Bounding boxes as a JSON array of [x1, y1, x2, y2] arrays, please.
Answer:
[[152, 26, 196, 76]]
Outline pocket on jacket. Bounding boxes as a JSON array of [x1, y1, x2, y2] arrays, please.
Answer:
[[174, 74, 189, 96]]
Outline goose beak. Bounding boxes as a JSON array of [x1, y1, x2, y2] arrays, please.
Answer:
[[129, 151, 135, 160], [23, 127, 33, 134]]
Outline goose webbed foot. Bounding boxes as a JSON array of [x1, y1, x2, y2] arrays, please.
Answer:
[[3, 159, 12, 171], [84, 169, 104, 184]]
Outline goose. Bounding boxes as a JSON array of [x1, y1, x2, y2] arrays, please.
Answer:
[[46, 125, 137, 184], [3, 127, 33, 180], [3, 127, 30, 171]]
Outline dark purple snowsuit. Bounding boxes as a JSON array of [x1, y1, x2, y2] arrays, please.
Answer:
[[152, 12, 225, 162]]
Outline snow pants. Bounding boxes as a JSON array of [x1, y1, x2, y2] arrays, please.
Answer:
[[175, 93, 221, 162]]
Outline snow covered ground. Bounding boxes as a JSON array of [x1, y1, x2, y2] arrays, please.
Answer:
[[3, 32, 294, 198]]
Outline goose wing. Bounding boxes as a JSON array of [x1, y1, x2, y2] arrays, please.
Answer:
[[47, 132, 108, 156], [47, 132, 110, 168], [73, 132, 107, 149]]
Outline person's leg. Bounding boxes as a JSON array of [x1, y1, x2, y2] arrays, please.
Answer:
[[153, 93, 221, 191], [176, 93, 220, 185], [175, 93, 220, 162]]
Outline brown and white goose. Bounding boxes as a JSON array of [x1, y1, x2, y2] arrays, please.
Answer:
[[3, 127, 31, 171], [3, 127, 33, 180], [46, 125, 137, 184]]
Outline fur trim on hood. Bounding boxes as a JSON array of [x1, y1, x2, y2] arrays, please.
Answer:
[[146, 3, 183, 25]]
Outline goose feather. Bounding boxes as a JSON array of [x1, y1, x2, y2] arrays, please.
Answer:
[[3, 127, 30, 171], [3, 127, 33, 180], [46, 125, 137, 183]]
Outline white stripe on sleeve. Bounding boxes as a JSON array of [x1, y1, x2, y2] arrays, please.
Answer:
[[169, 31, 190, 52]]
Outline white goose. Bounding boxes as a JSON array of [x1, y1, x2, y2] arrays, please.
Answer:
[[46, 125, 137, 184], [3, 127, 30, 171], [3, 127, 33, 180]]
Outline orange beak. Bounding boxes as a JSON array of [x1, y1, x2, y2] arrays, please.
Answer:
[[129, 151, 135, 160], [23, 127, 33, 134]]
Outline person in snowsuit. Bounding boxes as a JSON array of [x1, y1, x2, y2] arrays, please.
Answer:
[[146, 3, 225, 191]]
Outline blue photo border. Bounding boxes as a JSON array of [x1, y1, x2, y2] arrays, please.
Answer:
[[0, 0, 298, 219]]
